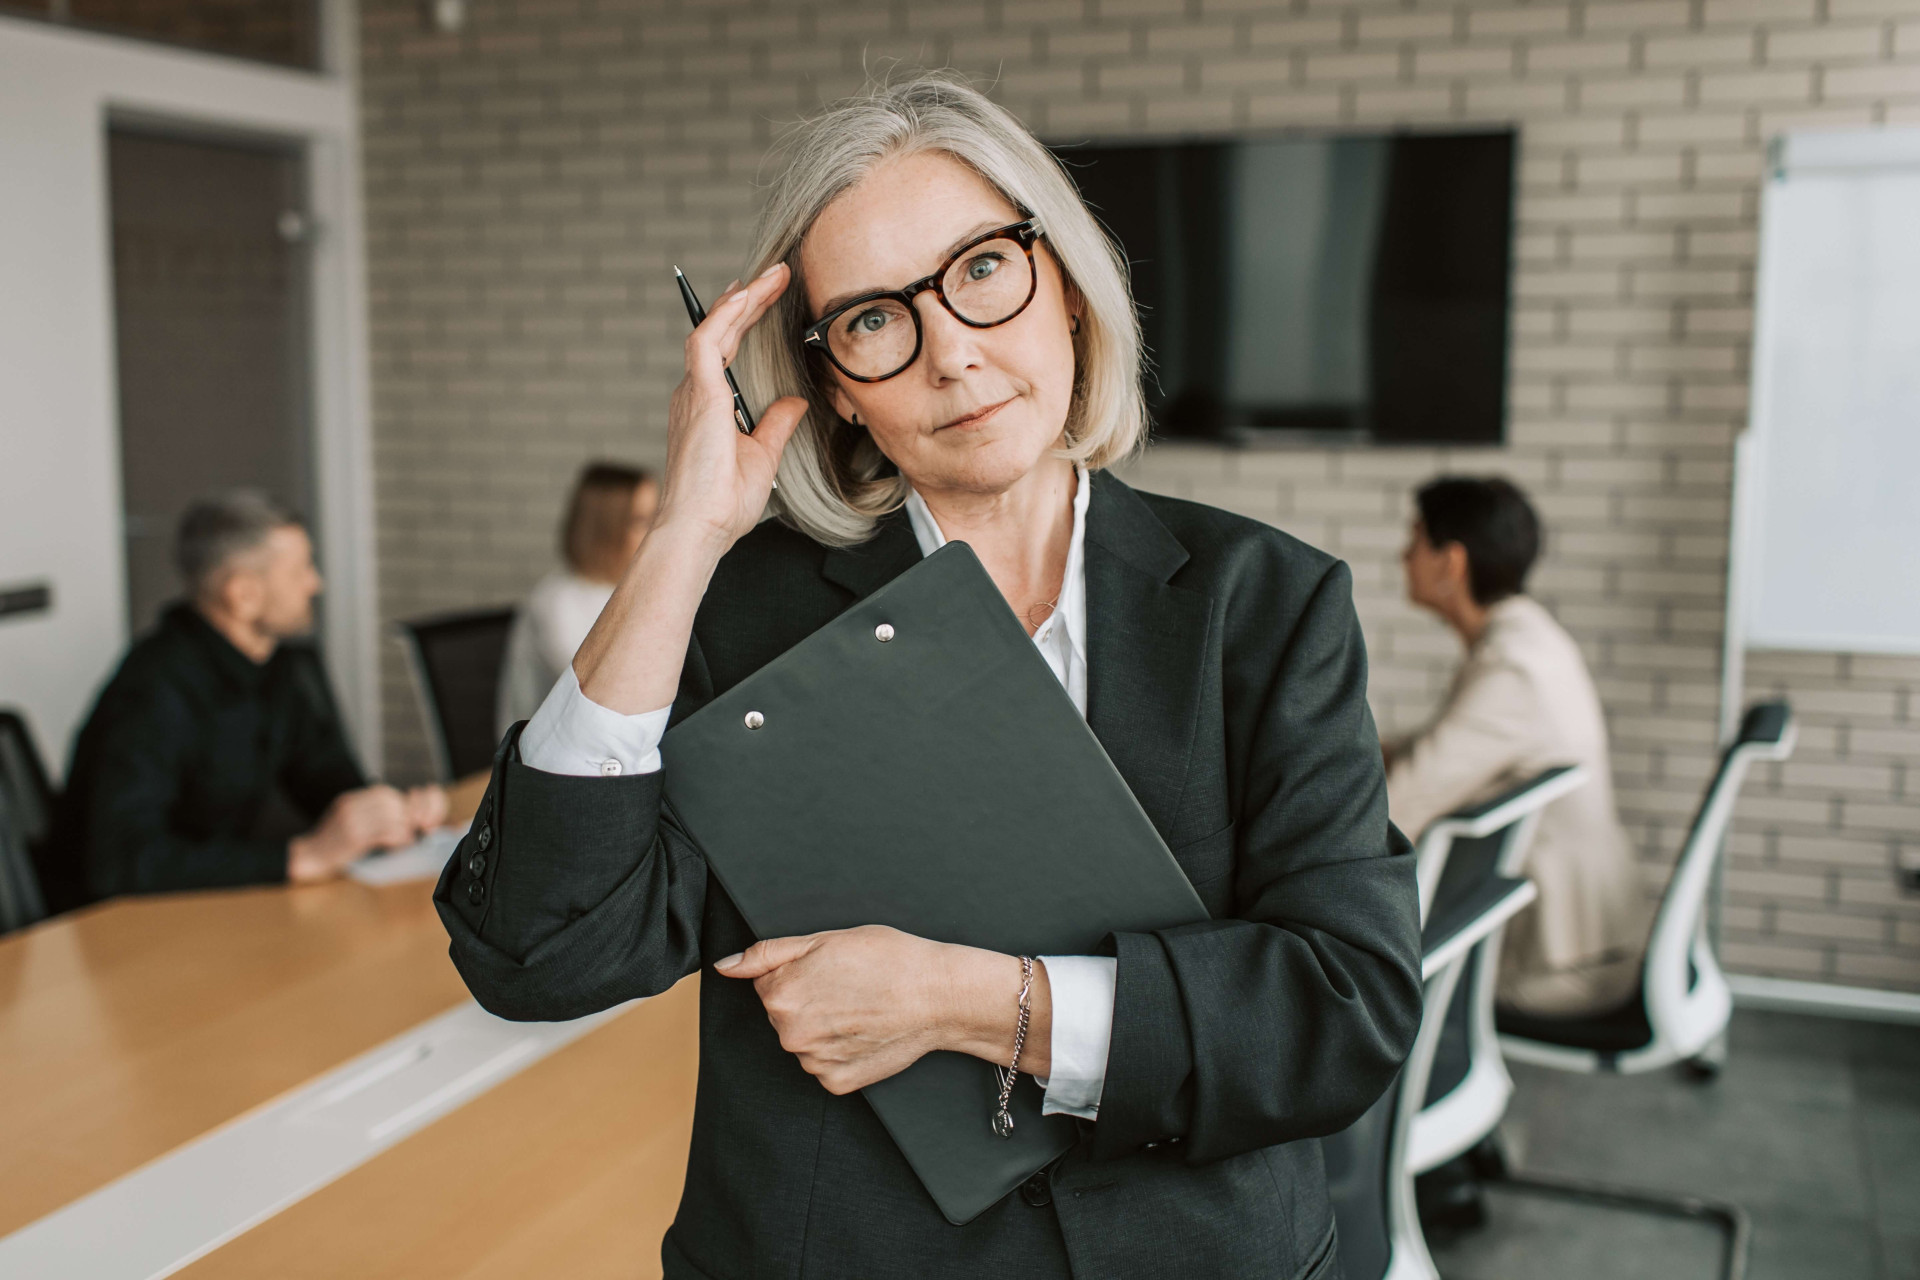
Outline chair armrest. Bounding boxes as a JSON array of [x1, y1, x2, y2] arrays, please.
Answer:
[[1736, 701, 1791, 748], [1732, 701, 1796, 762], [1421, 875, 1537, 981], [1422, 765, 1589, 843]]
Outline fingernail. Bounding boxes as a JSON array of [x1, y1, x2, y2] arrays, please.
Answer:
[[757, 263, 781, 279], [715, 952, 743, 971]]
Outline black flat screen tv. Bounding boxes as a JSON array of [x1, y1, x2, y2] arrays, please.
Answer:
[[1053, 130, 1516, 445]]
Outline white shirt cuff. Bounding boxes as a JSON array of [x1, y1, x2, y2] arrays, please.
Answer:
[[516, 664, 671, 778], [1036, 954, 1115, 1120]]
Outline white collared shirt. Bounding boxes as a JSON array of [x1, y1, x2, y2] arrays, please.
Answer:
[[518, 464, 1114, 1118]]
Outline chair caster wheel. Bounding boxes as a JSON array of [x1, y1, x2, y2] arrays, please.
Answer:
[[1415, 1160, 1489, 1242], [1682, 1055, 1721, 1082], [1466, 1136, 1508, 1181]]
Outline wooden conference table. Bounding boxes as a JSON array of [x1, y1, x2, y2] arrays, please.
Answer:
[[0, 850, 698, 1277]]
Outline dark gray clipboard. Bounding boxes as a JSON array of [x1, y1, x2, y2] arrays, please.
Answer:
[[662, 542, 1208, 1225]]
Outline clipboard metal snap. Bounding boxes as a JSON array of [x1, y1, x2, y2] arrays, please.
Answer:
[[874, 623, 894, 642], [744, 710, 765, 730]]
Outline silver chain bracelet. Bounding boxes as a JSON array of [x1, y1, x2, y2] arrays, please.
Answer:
[[992, 955, 1035, 1139]]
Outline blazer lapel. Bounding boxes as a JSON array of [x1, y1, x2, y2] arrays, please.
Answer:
[[1083, 472, 1213, 844], [820, 509, 923, 600]]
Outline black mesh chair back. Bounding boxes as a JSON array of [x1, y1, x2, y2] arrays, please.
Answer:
[[0, 711, 55, 849], [396, 608, 516, 782], [1321, 872, 1539, 1280], [0, 710, 53, 933], [1321, 1079, 1397, 1280]]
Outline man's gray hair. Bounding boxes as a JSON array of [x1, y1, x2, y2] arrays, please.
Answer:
[[174, 491, 300, 595]]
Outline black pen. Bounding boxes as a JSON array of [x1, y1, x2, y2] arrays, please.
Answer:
[[675, 266, 758, 436]]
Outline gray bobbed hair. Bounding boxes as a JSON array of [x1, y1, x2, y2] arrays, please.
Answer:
[[736, 71, 1148, 547]]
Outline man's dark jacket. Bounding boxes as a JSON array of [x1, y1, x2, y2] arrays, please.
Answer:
[[436, 474, 1422, 1280], [49, 603, 365, 908]]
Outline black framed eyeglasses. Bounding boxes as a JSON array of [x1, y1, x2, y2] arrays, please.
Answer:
[[802, 219, 1044, 383]]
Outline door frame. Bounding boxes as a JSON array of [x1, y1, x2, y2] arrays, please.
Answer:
[[0, 2, 382, 773]]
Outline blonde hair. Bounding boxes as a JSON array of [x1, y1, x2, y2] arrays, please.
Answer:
[[562, 461, 651, 580], [736, 72, 1148, 547]]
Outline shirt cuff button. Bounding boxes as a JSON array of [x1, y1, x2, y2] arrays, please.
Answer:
[[599, 758, 623, 776]]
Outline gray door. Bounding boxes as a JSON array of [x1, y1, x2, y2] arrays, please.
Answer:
[[107, 126, 313, 636]]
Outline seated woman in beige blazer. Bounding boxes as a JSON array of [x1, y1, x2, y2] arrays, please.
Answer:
[[1384, 476, 1647, 1018]]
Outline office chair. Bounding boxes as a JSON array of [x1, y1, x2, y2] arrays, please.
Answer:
[[1498, 702, 1796, 1075], [1411, 764, 1585, 924], [0, 709, 53, 932], [1323, 872, 1539, 1280], [396, 608, 516, 783], [1472, 701, 1795, 1280], [1407, 765, 1589, 1179]]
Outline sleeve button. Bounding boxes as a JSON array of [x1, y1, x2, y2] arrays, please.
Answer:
[[476, 824, 493, 850], [466, 880, 487, 906], [467, 853, 486, 877], [599, 758, 623, 776]]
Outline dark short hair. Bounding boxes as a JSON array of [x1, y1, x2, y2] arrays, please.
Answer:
[[561, 461, 654, 576], [174, 491, 301, 595], [1414, 476, 1541, 606]]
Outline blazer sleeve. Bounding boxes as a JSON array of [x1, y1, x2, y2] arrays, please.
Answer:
[[277, 650, 369, 820], [81, 684, 292, 894], [1094, 560, 1424, 1164], [434, 638, 716, 1023]]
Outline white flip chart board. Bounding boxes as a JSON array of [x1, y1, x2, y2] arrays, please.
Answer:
[[1733, 126, 1920, 659]]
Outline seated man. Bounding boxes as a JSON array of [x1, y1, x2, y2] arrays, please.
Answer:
[[1384, 476, 1646, 1018], [52, 493, 445, 908]]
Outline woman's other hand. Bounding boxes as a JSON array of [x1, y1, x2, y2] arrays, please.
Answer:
[[656, 263, 811, 549], [716, 925, 1054, 1094]]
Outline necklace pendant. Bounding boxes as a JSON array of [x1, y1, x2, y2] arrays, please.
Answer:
[[992, 1110, 1015, 1139]]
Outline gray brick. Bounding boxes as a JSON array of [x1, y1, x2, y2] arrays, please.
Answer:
[[1302, 49, 1403, 81], [1417, 44, 1519, 77], [1824, 62, 1920, 97]]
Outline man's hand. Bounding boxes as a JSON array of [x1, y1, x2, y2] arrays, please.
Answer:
[[287, 784, 423, 884], [715, 926, 1053, 1094], [403, 784, 449, 832]]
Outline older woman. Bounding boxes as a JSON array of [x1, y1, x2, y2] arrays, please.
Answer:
[[438, 75, 1420, 1280]]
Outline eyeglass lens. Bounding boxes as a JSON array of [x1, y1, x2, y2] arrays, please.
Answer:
[[824, 234, 1034, 380]]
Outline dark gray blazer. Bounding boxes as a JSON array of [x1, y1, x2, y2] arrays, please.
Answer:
[[436, 471, 1422, 1280]]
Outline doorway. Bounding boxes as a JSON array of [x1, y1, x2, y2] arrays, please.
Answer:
[[107, 125, 313, 636]]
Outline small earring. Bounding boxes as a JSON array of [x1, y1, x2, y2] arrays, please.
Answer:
[[1068, 315, 1081, 335], [849, 412, 861, 427]]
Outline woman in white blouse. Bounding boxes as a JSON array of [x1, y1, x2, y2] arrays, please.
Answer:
[[494, 462, 658, 735]]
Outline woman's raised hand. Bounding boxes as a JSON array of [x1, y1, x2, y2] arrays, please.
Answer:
[[656, 263, 811, 549], [569, 262, 809, 714]]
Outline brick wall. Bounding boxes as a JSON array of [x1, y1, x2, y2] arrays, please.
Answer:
[[357, 0, 1920, 990]]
